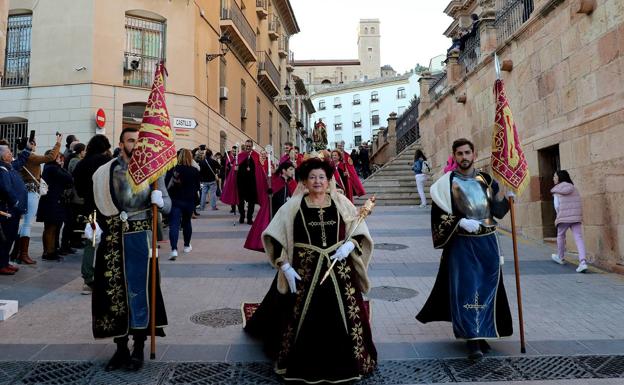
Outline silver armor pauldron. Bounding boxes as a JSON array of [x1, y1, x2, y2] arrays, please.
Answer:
[[451, 172, 496, 227]]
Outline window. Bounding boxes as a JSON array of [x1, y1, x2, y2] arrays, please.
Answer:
[[333, 97, 342, 109], [318, 100, 326, 110], [371, 110, 379, 126], [256, 97, 261, 142], [371, 91, 379, 102], [0, 119, 28, 154], [269, 111, 273, 146], [240, 79, 247, 118], [398, 106, 406, 116], [368, 47, 373, 52], [219, 56, 227, 115], [354, 135, 362, 147], [353, 94, 361, 105], [397, 87, 406, 99], [364, 27, 368, 34], [124, 14, 166, 88], [334, 115, 342, 130], [2, 13, 32, 87], [353, 112, 361, 128], [371, 27, 376, 34]]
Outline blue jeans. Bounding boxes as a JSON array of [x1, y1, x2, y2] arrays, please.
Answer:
[[168, 204, 193, 251], [200, 181, 217, 210], [19, 191, 40, 237]]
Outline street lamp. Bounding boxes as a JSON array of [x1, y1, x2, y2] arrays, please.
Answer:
[[283, 82, 291, 96], [206, 34, 231, 62]]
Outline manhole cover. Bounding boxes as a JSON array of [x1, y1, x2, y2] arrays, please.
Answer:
[[190, 308, 242, 328], [375, 243, 409, 251], [367, 286, 418, 302]]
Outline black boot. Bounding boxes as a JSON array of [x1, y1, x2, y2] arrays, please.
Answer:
[[479, 339, 492, 354], [105, 337, 130, 371], [127, 337, 145, 371], [466, 340, 483, 361], [239, 213, 245, 224]]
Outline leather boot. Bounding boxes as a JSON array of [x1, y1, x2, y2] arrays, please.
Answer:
[[18, 237, 36, 265], [105, 337, 130, 371], [127, 337, 145, 371]]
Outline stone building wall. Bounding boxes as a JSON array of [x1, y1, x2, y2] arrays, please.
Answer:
[[419, 0, 624, 271]]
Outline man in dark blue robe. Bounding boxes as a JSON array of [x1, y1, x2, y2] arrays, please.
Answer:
[[417, 138, 513, 360]]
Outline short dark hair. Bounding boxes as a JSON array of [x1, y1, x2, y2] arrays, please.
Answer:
[[277, 161, 294, 175], [66, 135, 77, 147], [556, 170, 574, 185], [294, 146, 300, 151], [72, 143, 86, 154], [414, 149, 427, 161], [119, 127, 139, 143], [284, 141, 293, 147], [452, 138, 474, 153], [86, 134, 111, 156], [296, 158, 334, 182], [206, 149, 213, 158]]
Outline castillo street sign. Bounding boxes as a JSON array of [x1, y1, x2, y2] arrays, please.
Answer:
[[173, 117, 198, 129]]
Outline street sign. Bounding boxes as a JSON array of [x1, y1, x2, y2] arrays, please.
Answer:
[[173, 117, 198, 129], [95, 108, 106, 128]]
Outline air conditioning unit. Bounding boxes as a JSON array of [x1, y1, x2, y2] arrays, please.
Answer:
[[124, 55, 141, 71], [220, 86, 229, 100], [241, 107, 248, 119]]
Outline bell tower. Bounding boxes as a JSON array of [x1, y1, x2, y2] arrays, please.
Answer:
[[357, 19, 381, 79]]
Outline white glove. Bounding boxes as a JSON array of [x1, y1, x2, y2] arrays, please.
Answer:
[[506, 191, 516, 198], [84, 222, 103, 244], [280, 262, 301, 294], [151, 190, 164, 208], [459, 218, 481, 233], [330, 240, 355, 262]]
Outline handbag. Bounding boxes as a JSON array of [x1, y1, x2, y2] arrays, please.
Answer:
[[23, 167, 48, 196]]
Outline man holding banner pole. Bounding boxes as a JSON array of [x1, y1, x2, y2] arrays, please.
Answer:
[[89, 62, 176, 371]]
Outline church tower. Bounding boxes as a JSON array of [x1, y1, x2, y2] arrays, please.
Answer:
[[357, 19, 381, 80]]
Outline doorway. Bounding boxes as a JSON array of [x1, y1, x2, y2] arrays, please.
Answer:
[[537, 145, 560, 238]]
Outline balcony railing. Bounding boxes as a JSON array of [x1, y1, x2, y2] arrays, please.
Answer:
[[256, 0, 268, 18], [257, 51, 280, 91], [396, 99, 420, 154], [459, 32, 480, 74], [278, 36, 288, 57], [428, 73, 447, 102], [268, 14, 281, 39], [495, 0, 534, 43], [221, 0, 257, 52]]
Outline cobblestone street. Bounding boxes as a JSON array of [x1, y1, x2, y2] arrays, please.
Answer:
[[1, 203, 623, 384]]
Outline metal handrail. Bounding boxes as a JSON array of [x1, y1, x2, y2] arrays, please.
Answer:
[[221, 1, 257, 51], [257, 51, 280, 88], [428, 73, 447, 102], [459, 32, 480, 74], [495, 0, 534, 43]]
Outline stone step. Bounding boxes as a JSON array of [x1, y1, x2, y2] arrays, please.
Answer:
[[354, 198, 431, 206], [364, 186, 429, 193], [364, 179, 427, 187]]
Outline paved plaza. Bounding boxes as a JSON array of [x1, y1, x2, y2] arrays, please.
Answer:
[[1, 203, 624, 384]]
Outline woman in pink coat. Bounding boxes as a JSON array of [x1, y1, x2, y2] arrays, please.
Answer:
[[550, 170, 587, 273]]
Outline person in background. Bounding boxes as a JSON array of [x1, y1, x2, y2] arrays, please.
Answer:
[[550, 170, 588, 273], [13, 133, 62, 264], [67, 143, 86, 249], [443, 155, 458, 173], [63, 135, 79, 168], [73, 135, 112, 294], [350, 148, 360, 176], [359, 143, 370, 179], [167, 149, 201, 260], [0, 142, 31, 275], [36, 152, 73, 261], [199, 148, 221, 211], [412, 149, 430, 208]]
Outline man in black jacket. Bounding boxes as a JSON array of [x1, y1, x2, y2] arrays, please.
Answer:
[[199, 149, 221, 211], [72, 134, 112, 293]]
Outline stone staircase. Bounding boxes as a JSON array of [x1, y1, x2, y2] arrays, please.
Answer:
[[355, 141, 432, 206]]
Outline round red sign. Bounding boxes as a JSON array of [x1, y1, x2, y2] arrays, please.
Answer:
[[96, 108, 106, 128]]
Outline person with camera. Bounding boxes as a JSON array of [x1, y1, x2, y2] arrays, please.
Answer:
[[0, 141, 32, 275], [198, 147, 221, 211], [12, 132, 62, 265]]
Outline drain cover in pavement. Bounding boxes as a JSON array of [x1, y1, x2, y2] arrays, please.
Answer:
[[190, 308, 242, 328], [367, 286, 418, 302], [375, 243, 409, 251]]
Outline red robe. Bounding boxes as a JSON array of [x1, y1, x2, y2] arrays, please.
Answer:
[[244, 174, 295, 252], [342, 151, 365, 197], [220, 151, 239, 205], [333, 162, 353, 202]]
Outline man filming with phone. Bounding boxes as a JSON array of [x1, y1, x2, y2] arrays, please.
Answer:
[[11, 132, 63, 265]]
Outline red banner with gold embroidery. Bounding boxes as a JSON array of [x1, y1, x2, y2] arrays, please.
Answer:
[[491, 79, 529, 195], [128, 62, 177, 192]]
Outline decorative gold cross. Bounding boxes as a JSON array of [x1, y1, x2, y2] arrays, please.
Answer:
[[308, 207, 336, 247], [463, 292, 487, 334]]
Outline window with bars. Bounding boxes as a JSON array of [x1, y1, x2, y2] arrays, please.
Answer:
[[353, 94, 361, 105], [0, 120, 28, 154], [2, 14, 32, 87], [397, 87, 406, 99], [371, 91, 379, 102], [371, 110, 380, 126], [124, 15, 166, 88]]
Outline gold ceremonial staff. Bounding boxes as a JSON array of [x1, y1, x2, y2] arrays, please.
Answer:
[[319, 195, 376, 285]]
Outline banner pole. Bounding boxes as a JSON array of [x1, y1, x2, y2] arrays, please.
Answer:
[[150, 181, 159, 360], [509, 195, 527, 353]]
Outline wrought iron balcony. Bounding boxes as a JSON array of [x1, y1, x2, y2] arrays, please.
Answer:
[[286, 50, 295, 72], [268, 14, 281, 40], [495, 0, 534, 44], [257, 51, 281, 97], [256, 0, 268, 19], [459, 32, 480, 74], [220, 1, 257, 62], [278, 36, 288, 58], [428, 73, 447, 102]]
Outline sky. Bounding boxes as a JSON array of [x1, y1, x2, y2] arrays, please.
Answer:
[[289, 0, 453, 74]]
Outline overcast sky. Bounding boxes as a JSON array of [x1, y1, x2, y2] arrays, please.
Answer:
[[289, 0, 453, 74]]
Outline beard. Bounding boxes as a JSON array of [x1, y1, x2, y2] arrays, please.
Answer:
[[124, 146, 134, 159], [457, 159, 473, 170]]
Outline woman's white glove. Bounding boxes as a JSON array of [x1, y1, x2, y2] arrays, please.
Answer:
[[84, 223, 103, 244], [330, 240, 355, 262], [280, 263, 301, 294], [459, 218, 481, 233], [151, 190, 164, 208]]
